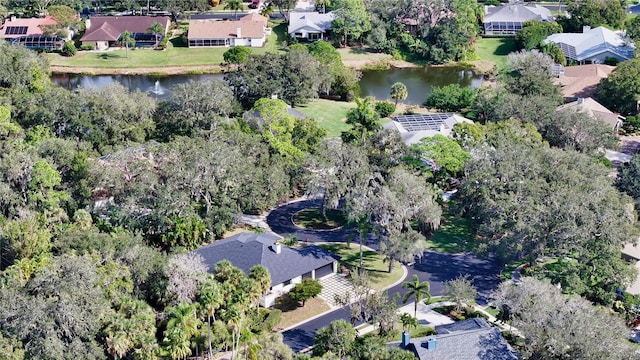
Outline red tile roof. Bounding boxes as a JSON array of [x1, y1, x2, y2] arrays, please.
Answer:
[[0, 16, 58, 39], [81, 16, 170, 42], [555, 64, 615, 99]]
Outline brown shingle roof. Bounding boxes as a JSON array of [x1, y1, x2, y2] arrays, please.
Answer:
[[555, 64, 615, 99], [188, 18, 265, 39], [81, 16, 170, 42]]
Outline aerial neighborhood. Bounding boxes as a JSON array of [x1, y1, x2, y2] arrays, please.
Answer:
[[4, 0, 640, 359]]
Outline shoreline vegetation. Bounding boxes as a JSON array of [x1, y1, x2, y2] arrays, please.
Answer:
[[49, 58, 490, 75]]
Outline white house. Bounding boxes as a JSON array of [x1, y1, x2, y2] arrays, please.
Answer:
[[544, 26, 635, 64], [288, 11, 335, 41], [483, 3, 553, 35], [195, 232, 338, 307], [384, 113, 474, 146], [188, 13, 269, 48]]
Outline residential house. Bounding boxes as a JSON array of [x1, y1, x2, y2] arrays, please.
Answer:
[[556, 97, 624, 133], [195, 232, 338, 307], [554, 64, 615, 100], [544, 26, 635, 64], [188, 13, 269, 48], [384, 113, 473, 146], [483, 3, 553, 35], [391, 318, 519, 359], [80, 16, 171, 50], [288, 11, 335, 41], [0, 15, 59, 39]]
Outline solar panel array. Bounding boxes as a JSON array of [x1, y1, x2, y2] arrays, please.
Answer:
[[4, 26, 28, 35], [392, 113, 453, 132]]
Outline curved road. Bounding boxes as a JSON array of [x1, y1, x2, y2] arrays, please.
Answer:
[[268, 199, 502, 352]]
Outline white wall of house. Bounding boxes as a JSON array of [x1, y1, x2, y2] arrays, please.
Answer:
[[259, 261, 338, 307], [290, 26, 326, 40], [82, 40, 109, 50], [580, 51, 626, 64]]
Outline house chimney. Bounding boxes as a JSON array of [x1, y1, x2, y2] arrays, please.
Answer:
[[272, 242, 281, 254], [583, 25, 591, 33], [10, 15, 16, 22], [425, 337, 437, 350], [577, 98, 584, 105], [401, 331, 410, 349], [237, 27, 242, 38], [85, 18, 91, 30]]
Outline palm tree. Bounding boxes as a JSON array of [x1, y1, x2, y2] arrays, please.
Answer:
[[249, 264, 271, 307], [147, 21, 165, 49], [197, 277, 223, 357], [259, 2, 274, 17], [222, 304, 244, 360], [163, 327, 191, 360], [390, 82, 408, 106], [165, 303, 201, 357], [224, 0, 243, 20], [106, 329, 132, 360], [121, 30, 135, 58], [402, 275, 431, 318]]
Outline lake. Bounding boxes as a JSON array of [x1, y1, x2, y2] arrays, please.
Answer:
[[50, 66, 483, 104]]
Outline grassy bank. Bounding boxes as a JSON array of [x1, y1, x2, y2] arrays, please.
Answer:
[[474, 37, 517, 70]]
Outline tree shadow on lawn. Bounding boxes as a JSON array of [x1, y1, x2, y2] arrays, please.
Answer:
[[493, 38, 516, 56], [97, 52, 123, 60]]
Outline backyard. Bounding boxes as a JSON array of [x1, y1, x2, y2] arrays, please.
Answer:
[[425, 203, 476, 254], [46, 20, 288, 71], [474, 37, 517, 71], [295, 99, 356, 138]]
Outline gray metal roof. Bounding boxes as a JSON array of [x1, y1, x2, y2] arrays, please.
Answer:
[[391, 319, 519, 360], [484, 3, 553, 23], [195, 232, 337, 285]]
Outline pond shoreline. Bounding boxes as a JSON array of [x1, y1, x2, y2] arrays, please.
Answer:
[[50, 58, 493, 76]]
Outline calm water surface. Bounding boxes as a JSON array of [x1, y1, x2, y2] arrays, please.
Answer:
[[51, 66, 483, 104]]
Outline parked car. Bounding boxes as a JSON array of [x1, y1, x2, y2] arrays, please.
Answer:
[[249, 0, 260, 8]]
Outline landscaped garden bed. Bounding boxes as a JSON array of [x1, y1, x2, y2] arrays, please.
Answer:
[[432, 304, 489, 322]]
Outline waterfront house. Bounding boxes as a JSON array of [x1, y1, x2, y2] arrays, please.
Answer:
[[80, 16, 170, 50], [187, 13, 269, 48]]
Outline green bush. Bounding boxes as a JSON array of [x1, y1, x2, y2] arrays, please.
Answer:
[[375, 101, 396, 117], [62, 41, 77, 56], [158, 37, 169, 50], [80, 44, 94, 51]]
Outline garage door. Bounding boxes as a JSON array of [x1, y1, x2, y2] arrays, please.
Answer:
[[315, 263, 334, 279]]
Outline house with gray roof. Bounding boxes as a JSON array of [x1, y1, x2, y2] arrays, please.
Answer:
[[544, 26, 635, 64], [556, 97, 624, 133], [288, 11, 335, 41], [384, 113, 473, 145], [195, 232, 337, 307], [391, 318, 519, 360], [483, 3, 553, 35]]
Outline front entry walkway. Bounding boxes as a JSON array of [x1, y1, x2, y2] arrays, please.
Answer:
[[318, 274, 355, 309]]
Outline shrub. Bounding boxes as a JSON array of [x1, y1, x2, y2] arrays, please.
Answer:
[[158, 37, 169, 50], [289, 279, 322, 306], [62, 41, 77, 56], [80, 44, 94, 51], [375, 101, 396, 117], [281, 235, 298, 246]]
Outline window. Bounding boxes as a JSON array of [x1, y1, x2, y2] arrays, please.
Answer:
[[308, 32, 321, 40], [283, 279, 291, 286], [294, 32, 302, 37]]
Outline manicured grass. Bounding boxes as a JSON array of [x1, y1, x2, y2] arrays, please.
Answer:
[[295, 99, 356, 138], [293, 208, 347, 230], [408, 324, 436, 338], [474, 37, 517, 70], [425, 204, 476, 254], [46, 21, 287, 69], [318, 243, 404, 291], [275, 296, 330, 330]]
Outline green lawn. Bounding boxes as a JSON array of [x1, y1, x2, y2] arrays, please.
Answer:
[[46, 21, 287, 69], [425, 204, 476, 254], [318, 243, 404, 291], [292, 208, 346, 230], [474, 37, 517, 70], [295, 99, 356, 138]]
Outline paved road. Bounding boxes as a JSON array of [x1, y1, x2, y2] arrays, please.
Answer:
[[268, 199, 501, 352]]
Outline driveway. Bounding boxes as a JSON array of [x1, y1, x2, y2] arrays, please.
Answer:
[[269, 199, 502, 352]]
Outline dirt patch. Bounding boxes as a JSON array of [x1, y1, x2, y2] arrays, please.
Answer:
[[50, 64, 225, 75]]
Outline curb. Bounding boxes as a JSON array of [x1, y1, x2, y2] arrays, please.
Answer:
[[381, 264, 409, 291], [279, 306, 345, 332]]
